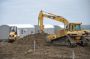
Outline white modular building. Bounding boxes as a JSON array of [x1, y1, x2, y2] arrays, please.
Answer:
[[7, 24, 64, 37], [34, 25, 40, 33]]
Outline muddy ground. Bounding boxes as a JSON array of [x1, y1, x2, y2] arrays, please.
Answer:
[[0, 33, 90, 59]]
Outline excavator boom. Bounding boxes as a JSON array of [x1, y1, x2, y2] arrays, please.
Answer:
[[38, 10, 69, 32]]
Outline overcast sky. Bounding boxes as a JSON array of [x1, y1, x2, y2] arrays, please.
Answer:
[[0, 0, 89, 25]]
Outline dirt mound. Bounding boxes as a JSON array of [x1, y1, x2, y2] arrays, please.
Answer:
[[14, 33, 48, 46]]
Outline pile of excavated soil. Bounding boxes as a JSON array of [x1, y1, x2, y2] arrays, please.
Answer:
[[14, 33, 48, 46], [0, 33, 90, 59]]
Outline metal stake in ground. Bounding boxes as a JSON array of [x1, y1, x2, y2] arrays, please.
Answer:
[[33, 40, 36, 52], [72, 50, 75, 59]]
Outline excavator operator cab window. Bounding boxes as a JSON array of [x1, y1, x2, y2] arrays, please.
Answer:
[[65, 25, 69, 30], [67, 23, 81, 31], [74, 24, 81, 31]]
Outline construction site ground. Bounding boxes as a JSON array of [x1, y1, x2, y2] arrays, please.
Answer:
[[0, 33, 90, 59]]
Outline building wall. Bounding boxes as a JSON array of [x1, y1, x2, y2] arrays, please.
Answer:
[[17, 28, 35, 38], [44, 28, 55, 34], [54, 25, 62, 30], [35, 25, 55, 34], [34, 25, 40, 33], [10, 26, 17, 32], [0, 25, 10, 41]]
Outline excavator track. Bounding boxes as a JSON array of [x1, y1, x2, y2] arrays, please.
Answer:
[[45, 35, 77, 47]]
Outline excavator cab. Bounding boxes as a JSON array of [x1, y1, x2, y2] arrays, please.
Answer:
[[67, 23, 81, 31]]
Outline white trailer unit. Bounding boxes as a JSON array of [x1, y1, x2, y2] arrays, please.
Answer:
[[0, 25, 10, 41]]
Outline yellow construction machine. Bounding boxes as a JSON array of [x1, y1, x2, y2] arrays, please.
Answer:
[[9, 27, 17, 42], [38, 10, 89, 47]]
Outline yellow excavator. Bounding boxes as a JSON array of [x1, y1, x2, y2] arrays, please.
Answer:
[[38, 10, 89, 47]]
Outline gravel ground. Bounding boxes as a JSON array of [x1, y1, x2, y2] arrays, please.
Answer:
[[0, 33, 90, 59]]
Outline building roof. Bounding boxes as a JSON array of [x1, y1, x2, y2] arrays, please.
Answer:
[[44, 24, 54, 28], [58, 25, 64, 28], [7, 24, 34, 28], [7, 24, 64, 28]]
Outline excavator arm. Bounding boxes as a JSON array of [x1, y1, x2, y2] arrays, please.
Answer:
[[38, 10, 69, 32]]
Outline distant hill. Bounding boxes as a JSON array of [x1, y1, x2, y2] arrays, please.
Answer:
[[81, 25, 90, 30]]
